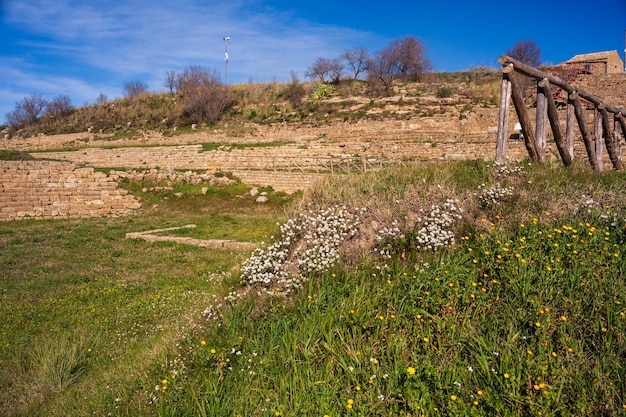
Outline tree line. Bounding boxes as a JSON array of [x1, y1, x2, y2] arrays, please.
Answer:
[[3, 37, 541, 133]]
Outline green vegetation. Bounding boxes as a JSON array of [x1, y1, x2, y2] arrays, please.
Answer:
[[2, 161, 626, 416], [0, 184, 292, 416], [2, 70, 501, 140]]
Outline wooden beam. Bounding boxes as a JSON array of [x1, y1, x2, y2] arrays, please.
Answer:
[[618, 113, 626, 145], [570, 91, 599, 171], [594, 108, 604, 171], [535, 80, 548, 163], [508, 67, 539, 162], [614, 114, 624, 164], [599, 104, 623, 170], [496, 68, 512, 162], [538, 78, 572, 166], [566, 94, 576, 161], [498, 55, 626, 115]]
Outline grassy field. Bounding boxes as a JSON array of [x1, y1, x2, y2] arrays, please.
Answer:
[[0, 183, 293, 416], [2, 160, 626, 416]]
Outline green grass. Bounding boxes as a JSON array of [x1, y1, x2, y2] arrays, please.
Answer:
[[0, 185, 292, 416], [2, 161, 626, 416]]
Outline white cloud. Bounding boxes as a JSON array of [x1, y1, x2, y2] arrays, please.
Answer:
[[1, 0, 379, 122]]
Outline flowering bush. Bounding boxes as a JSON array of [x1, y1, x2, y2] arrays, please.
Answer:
[[475, 183, 515, 208], [374, 199, 463, 257], [492, 160, 523, 178], [414, 199, 463, 251], [240, 205, 362, 292]]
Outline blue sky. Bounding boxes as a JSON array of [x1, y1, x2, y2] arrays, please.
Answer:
[[1, 0, 625, 125]]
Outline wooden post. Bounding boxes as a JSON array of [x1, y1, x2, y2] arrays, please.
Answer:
[[566, 93, 576, 161], [508, 69, 539, 162], [599, 105, 623, 170], [614, 114, 624, 164], [617, 113, 626, 143], [594, 108, 604, 171], [496, 66, 513, 162], [538, 78, 572, 166], [570, 92, 599, 171], [535, 80, 548, 163]]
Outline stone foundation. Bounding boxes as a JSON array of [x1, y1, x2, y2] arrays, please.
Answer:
[[0, 161, 141, 221]]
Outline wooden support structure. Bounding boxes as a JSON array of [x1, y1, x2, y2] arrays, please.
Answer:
[[538, 78, 572, 166], [535, 80, 548, 163], [495, 67, 512, 162], [599, 105, 623, 170], [566, 96, 575, 159], [594, 108, 604, 171], [506, 66, 539, 162], [496, 55, 626, 171], [570, 92, 599, 171]]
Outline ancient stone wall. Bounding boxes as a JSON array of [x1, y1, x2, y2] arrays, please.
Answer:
[[0, 161, 141, 221]]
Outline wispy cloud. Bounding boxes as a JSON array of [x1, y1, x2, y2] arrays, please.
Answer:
[[1, 0, 377, 121]]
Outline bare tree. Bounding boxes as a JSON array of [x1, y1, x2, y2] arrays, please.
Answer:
[[505, 40, 542, 67], [122, 80, 149, 97], [341, 47, 370, 80], [95, 92, 108, 104], [387, 36, 433, 81], [367, 48, 398, 92], [164, 70, 178, 94], [44, 95, 74, 118], [305, 57, 344, 83], [5, 94, 48, 128], [367, 36, 432, 93], [177, 66, 233, 124]]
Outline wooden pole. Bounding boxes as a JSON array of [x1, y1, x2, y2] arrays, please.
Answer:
[[538, 78, 572, 166], [594, 108, 604, 171], [496, 67, 513, 162], [508, 68, 539, 162], [535, 80, 548, 163], [617, 113, 626, 146], [570, 91, 599, 171], [614, 114, 624, 164], [599, 105, 623, 170], [566, 93, 576, 161]]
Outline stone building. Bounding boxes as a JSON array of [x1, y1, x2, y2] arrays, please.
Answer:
[[559, 50, 624, 74]]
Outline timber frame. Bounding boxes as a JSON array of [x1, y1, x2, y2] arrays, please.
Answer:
[[495, 55, 626, 171]]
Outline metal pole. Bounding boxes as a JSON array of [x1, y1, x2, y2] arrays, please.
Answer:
[[223, 36, 230, 84]]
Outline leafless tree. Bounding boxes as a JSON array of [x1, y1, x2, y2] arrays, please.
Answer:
[[387, 36, 433, 81], [341, 47, 370, 80], [367, 36, 432, 93], [305, 57, 344, 83], [367, 48, 399, 92], [44, 95, 74, 118], [5, 94, 48, 128], [164, 70, 178, 94], [95, 92, 108, 104], [122, 80, 149, 97], [177, 66, 233, 124], [505, 40, 542, 67]]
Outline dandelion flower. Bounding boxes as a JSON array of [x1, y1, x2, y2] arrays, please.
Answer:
[[407, 367, 416, 376], [450, 395, 457, 401], [503, 373, 510, 379]]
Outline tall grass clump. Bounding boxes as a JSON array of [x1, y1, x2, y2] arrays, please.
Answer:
[[27, 332, 96, 397]]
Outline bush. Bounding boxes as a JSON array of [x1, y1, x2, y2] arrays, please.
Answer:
[[177, 66, 234, 124], [310, 82, 335, 100]]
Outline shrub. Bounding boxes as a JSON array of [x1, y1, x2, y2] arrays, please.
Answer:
[[311, 82, 335, 100]]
